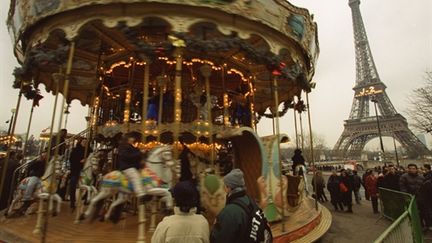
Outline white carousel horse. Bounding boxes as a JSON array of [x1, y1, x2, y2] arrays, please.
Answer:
[[82, 145, 175, 242], [294, 164, 309, 194], [73, 151, 101, 223], [7, 156, 64, 217]]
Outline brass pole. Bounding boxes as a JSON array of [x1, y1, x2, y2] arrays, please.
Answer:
[[173, 48, 183, 159], [221, 66, 229, 126], [299, 111, 305, 151], [22, 105, 35, 156], [142, 61, 150, 141], [293, 108, 299, 149], [306, 91, 318, 210], [41, 42, 75, 242], [157, 76, 165, 142], [272, 76, 285, 232], [0, 84, 23, 205]]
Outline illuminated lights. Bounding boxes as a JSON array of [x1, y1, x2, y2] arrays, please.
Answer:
[[92, 97, 100, 126], [123, 90, 132, 123]]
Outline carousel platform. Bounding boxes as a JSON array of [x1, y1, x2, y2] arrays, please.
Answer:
[[0, 197, 331, 243]]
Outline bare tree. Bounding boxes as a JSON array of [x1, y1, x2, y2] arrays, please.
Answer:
[[407, 71, 432, 134]]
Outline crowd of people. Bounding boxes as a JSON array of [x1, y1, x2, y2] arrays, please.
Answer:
[[312, 163, 432, 231]]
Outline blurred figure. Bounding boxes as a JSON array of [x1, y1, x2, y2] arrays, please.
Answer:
[[382, 165, 400, 191], [365, 171, 379, 214], [49, 128, 68, 155], [352, 170, 362, 204], [424, 164, 432, 181], [327, 171, 344, 211], [340, 170, 353, 213], [292, 149, 305, 176], [69, 138, 92, 210], [312, 171, 327, 202], [152, 181, 209, 243], [362, 169, 372, 201]]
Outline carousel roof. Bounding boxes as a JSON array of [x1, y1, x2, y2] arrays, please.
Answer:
[[7, 0, 319, 114]]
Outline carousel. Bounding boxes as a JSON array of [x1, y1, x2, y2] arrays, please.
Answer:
[[0, 0, 331, 242]]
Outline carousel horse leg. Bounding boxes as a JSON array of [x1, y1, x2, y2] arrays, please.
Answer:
[[105, 193, 127, 222], [33, 195, 48, 234], [52, 194, 62, 216], [83, 188, 112, 220], [6, 192, 21, 217], [137, 196, 146, 243], [74, 187, 83, 223], [149, 196, 158, 232]]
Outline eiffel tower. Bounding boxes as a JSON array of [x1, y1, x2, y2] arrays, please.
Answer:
[[333, 0, 430, 158]]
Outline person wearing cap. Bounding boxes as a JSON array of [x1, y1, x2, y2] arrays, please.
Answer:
[[118, 132, 145, 198], [151, 180, 209, 243], [210, 168, 254, 243]]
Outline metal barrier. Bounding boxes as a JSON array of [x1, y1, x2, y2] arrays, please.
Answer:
[[374, 188, 424, 243]]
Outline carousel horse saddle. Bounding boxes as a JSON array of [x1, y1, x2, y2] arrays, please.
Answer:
[[102, 168, 168, 192]]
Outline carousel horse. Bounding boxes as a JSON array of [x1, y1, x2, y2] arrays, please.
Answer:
[[294, 164, 309, 194], [73, 151, 101, 223], [7, 156, 64, 217], [82, 145, 175, 241]]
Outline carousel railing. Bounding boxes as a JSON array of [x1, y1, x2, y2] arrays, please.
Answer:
[[6, 127, 91, 207]]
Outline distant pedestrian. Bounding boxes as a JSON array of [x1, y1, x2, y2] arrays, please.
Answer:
[[340, 170, 353, 213], [362, 169, 372, 201], [312, 171, 328, 202], [327, 171, 344, 211], [152, 181, 210, 243], [399, 164, 424, 196], [365, 172, 379, 214], [352, 170, 362, 204], [382, 166, 400, 191]]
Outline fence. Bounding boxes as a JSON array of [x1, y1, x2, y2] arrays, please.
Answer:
[[374, 188, 424, 243]]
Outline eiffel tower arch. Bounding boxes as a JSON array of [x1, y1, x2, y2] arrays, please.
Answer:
[[334, 0, 431, 159]]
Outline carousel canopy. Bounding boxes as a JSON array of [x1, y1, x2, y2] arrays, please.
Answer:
[[7, 0, 319, 114]]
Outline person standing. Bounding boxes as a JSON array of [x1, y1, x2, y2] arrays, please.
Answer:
[[382, 166, 400, 191], [151, 180, 209, 243], [69, 138, 92, 210], [312, 171, 327, 202], [362, 169, 372, 201], [210, 169, 271, 243], [365, 171, 379, 214], [327, 171, 344, 211], [352, 170, 362, 204], [424, 164, 432, 181], [340, 170, 354, 213], [399, 164, 424, 196]]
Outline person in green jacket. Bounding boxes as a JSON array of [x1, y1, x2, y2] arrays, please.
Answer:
[[210, 168, 252, 243]]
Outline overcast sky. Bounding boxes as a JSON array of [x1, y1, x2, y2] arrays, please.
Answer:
[[0, 0, 431, 149]]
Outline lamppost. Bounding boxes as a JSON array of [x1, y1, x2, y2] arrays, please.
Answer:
[[392, 134, 400, 167], [371, 96, 385, 160]]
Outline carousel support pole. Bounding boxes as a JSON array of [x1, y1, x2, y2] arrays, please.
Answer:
[[306, 91, 318, 211], [293, 108, 299, 149], [22, 105, 35, 156], [149, 197, 158, 232], [142, 60, 150, 141], [137, 200, 146, 243], [272, 76, 285, 232], [157, 76, 166, 142], [222, 66, 230, 126], [0, 83, 23, 208], [299, 110, 305, 151], [64, 103, 71, 129], [250, 79, 256, 132], [41, 42, 75, 243], [33, 73, 61, 235], [171, 38, 185, 162], [200, 64, 214, 164]]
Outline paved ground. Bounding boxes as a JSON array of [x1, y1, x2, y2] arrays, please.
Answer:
[[307, 174, 432, 243]]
